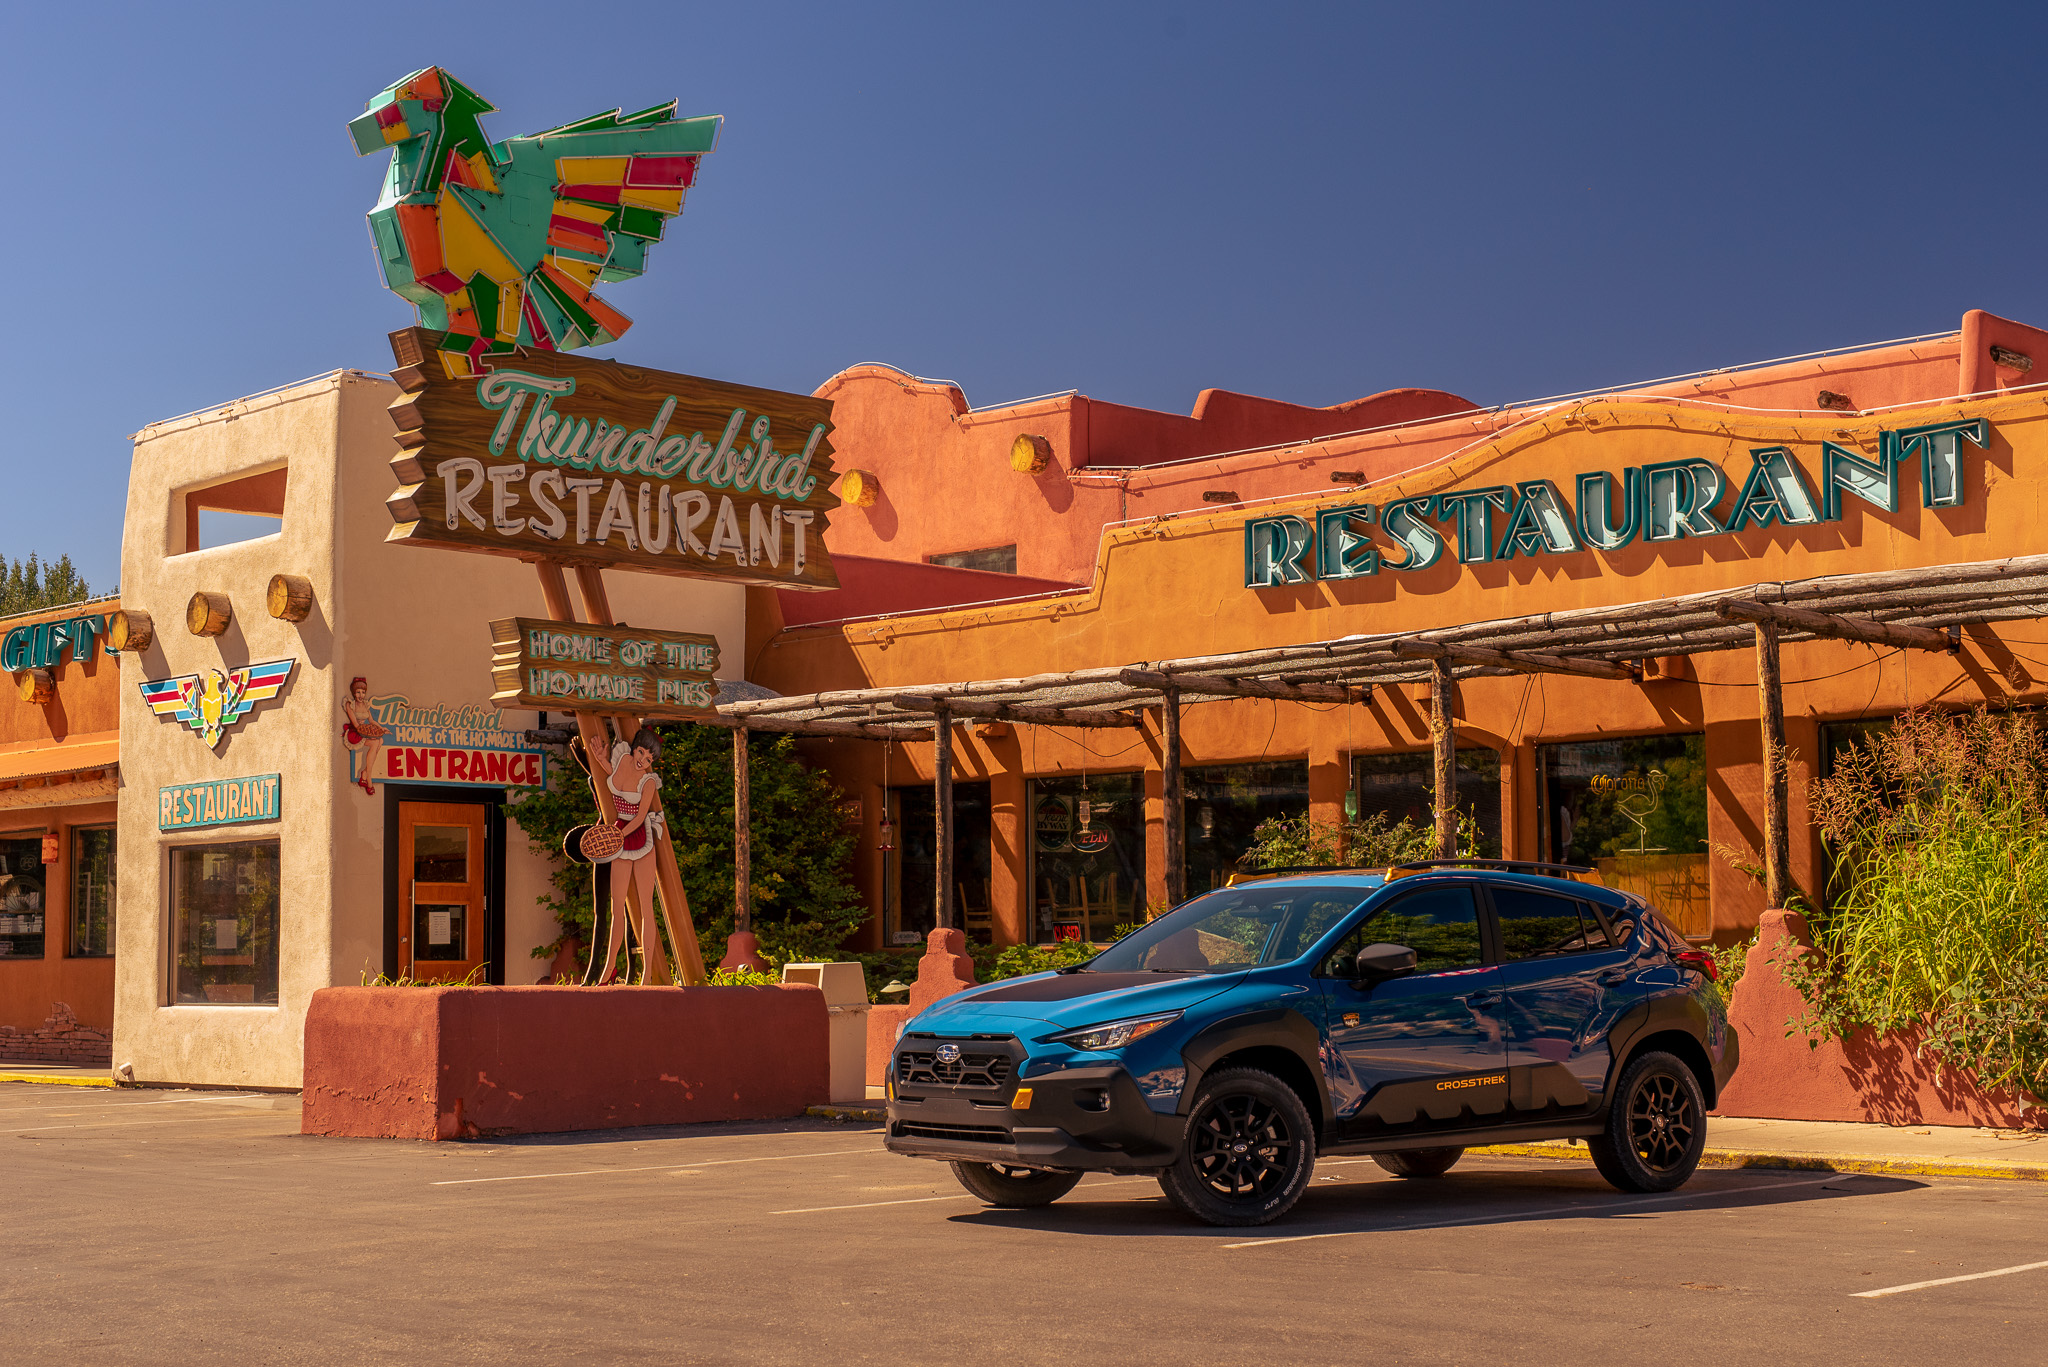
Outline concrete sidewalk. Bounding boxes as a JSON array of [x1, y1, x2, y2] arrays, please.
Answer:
[[1480, 1115, 2048, 1182]]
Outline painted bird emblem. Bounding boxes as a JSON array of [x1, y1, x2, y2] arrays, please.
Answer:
[[140, 661, 296, 751], [349, 68, 720, 376]]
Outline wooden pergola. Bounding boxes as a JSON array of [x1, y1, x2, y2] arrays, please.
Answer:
[[705, 553, 2048, 930]]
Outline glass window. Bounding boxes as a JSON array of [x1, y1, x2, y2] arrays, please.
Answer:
[[1352, 750, 1502, 858], [71, 826, 116, 958], [1185, 761, 1309, 892], [0, 835, 47, 960], [1090, 882, 1372, 974], [1028, 773, 1145, 944], [171, 841, 280, 1005], [1493, 886, 1605, 959], [1320, 886, 1483, 976], [413, 902, 467, 961], [1538, 734, 1710, 938], [885, 782, 993, 946], [413, 826, 469, 883]]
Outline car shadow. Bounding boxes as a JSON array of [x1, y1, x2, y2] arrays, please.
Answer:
[[460, 1118, 886, 1148], [946, 1164, 1927, 1239]]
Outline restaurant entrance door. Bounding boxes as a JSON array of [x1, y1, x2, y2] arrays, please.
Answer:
[[397, 801, 489, 983]]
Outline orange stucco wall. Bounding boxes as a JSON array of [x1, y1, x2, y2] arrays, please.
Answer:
[[762, 311, 2048, 950]]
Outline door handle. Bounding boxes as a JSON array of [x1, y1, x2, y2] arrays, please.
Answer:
[[1598, 968, 1630, 986]]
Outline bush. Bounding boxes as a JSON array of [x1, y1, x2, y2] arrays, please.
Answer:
[[1786, 706, 2048, 1101], [1240, 809, 1456, 872]]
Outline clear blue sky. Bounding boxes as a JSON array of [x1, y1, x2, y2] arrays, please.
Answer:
[[4, 2, 2041, 592]]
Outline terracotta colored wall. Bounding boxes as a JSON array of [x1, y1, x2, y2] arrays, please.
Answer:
[[301, 983, 829, 1139], [1716, 911, 2044, 1128]]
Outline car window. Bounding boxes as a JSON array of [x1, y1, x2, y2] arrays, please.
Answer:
[[1317, 885, 1482, 977], [1493, 886, 1606, 959], [1089, 884, 1371, 973]]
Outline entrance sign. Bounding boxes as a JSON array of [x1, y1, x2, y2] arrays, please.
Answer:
[[348, 693, 551, 792], [140, 660, 296, 751], [490, 617, 720, 720], [385, 327, 843, 591], [1245, 417, 1992, 587], [159, 774, 281, 832]]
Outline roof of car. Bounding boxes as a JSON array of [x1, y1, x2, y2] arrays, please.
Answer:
[[1232, 863, 1640, 911]]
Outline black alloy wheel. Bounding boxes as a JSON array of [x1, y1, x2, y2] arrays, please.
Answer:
[[950, 1161, 1083, 1207], [1587, 1050, 1707, 1193], [1157, 1067, 1317, 1227]]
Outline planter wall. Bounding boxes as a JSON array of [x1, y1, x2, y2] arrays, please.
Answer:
[[1716, 910, 2045, 1129], [301, 983, 829, 1140]]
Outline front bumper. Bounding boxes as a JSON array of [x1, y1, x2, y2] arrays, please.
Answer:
[[886, 1063, 1183, 1172]]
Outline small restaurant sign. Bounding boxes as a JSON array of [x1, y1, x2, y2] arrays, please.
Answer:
[[490, 617, 720, 721], [159, 774, 281, 832], [1244, 417, 1991, 587], [350, 692, 550, 791], [386, 327, 842, 592]]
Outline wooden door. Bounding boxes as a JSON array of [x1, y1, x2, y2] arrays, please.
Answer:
[[399, 801, 488, 983]]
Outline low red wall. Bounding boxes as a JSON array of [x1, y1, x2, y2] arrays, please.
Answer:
[[302, 984, 829, 1140], [1716, 910, 2046, 1129], [866, 1004, 912, 1088]]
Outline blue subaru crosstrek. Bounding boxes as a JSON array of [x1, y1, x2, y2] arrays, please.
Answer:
[[885, 860, 1737, 1226]]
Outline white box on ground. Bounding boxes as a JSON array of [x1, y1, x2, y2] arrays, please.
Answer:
[[782, 962, 871, 1104]]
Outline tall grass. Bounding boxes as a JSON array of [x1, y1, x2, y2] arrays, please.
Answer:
[[1789, 707, 2048, 1101]]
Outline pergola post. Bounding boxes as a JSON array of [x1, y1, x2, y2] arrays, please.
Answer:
[[1754, 622, 1791, 908], [1162, 686, 1185, 907], [933, 703, 955, 931], [733, 726, 752, 936], [1430, 658, 1457, 859]]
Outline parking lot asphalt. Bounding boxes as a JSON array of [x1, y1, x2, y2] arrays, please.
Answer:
[[5, 1084, 2044, 1366]]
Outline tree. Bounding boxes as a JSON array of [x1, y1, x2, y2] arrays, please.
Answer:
[[508, 724, 865, 972], [0, 553, 91, 617]]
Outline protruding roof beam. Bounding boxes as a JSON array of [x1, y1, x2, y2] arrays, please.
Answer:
[[1713, 598, 1959, 653], [1391, 638, 1639, 682]]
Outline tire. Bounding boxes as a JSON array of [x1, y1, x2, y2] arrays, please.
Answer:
[[950, 1161, 1083, 1208], [1371, 1146, 1465, 1178], [1156, 1067, 1317, 1227], [1588, 1050, 1707, 1193]]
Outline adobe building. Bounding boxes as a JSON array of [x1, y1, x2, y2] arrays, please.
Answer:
[[0, 597, 122, 1065], [112, 370, 744, 1088], [742, 308, 2048, 951]]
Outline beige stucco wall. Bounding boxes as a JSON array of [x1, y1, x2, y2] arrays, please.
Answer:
[[115, 370, 745, 1088]]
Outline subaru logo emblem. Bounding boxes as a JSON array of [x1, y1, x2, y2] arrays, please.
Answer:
[[934, 1042, 962, 1064]]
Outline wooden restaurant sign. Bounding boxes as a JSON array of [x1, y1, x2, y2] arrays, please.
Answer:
[[490, 617, 720, 721], [385, 327, 842, 590]]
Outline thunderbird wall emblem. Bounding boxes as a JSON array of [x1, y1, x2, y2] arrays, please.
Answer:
[[140, 660, 297, 750]]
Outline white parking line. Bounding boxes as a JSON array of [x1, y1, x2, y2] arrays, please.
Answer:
[[1852, 1259, 2048, 1299], [0, 1092, 269, 1117], [430, 1147, 877, 1186], [1224, 1175, 1842, 1249], [775, 1194, 971, 1214]]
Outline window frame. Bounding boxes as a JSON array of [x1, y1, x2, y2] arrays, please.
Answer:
[[1479, 882, 1613, 963], [1313, 880, 1485, 979], [69, 823, 117, 959], [165, 837, 282, 1008], [0, 828, 50, 962]]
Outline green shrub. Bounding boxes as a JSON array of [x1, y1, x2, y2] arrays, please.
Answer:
[[1786, 706, 2048, 1101], [1240, 809, 1457, 872]]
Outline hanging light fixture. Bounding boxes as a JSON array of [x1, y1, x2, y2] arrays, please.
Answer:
[[876, 741, 895, 854]]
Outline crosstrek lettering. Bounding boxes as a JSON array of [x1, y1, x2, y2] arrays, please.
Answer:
[[1436, 1074, 1508, 1092]]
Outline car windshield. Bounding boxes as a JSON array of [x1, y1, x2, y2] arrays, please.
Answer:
[[1085, 882, 1377, 974]]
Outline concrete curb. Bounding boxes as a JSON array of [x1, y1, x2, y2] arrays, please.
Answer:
[[1473, 1141, 2048, 1183], [0, 1072, 115, 1088], [806, 1104, 885, 1123]]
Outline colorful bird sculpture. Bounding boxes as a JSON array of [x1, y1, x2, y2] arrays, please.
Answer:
[[140, 661, 297, 750], [349, 68, 720, 375]]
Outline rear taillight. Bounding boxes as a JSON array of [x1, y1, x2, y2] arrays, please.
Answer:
[[1672, 949, 1718, 981]]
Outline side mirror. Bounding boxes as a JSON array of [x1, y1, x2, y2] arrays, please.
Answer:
[[1353, 942, 1418, 982]]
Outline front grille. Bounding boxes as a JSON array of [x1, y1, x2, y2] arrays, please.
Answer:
[[896, 1042, 1018, 1091], [894, 1121, 1011, 1145]]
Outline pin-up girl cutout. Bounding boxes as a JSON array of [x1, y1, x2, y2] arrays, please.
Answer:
[[342, 676, 387, 795]]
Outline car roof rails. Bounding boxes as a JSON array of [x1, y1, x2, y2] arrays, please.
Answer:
[[1224, 864, 1390, 886], [1392, 858, 1597, 877]]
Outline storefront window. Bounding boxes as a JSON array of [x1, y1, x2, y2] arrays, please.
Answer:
[[885, 783, 993, 946], [1351, 750, 1502, 858], [171, 841, 281, 1005], [0, 835, 47, 960], [1538, 735, 1709, 937], [71, 826, 116, 958], [1185, 761, 1309, 893], [1028, 773, 1145, 944]]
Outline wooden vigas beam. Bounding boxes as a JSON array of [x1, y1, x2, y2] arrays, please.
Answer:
[[1391, 638, 1640, 682], [1116, 667, 1365, 703], [1713, 598, 1960, 653], [385, 329, 842, 593]]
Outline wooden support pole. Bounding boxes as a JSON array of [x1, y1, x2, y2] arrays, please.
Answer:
[[1430, 657, 1458, 859], [1161, 687, 1185, 907], [1715, 597, 1959, 653], [1754, 622, 1792, 909], [1394, 637, 1639, 682], [733, 726, 752, 936], [1116, 667, 1364, 704], [933, 703, 955, 931]]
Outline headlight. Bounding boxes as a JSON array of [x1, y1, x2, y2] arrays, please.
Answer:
[[1041, 1011, 1182, 1051]]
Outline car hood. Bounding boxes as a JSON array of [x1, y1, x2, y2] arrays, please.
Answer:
[[906, 969, 1247, 1032]]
